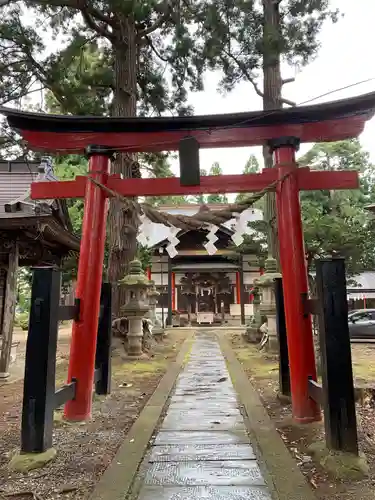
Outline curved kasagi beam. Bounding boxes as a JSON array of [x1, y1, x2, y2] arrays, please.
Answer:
[[1, 91, 375, 153]]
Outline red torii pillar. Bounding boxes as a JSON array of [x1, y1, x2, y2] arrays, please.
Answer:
[[29, 145, 358, 422], [64, 146, 111, 420], [270, 137, 319, 422]]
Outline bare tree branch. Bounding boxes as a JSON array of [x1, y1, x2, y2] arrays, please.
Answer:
[[81, 9, 114, 41], [221, 49, 296, 106], [282, 77, 295, 85], [144, 35, 169, 62], [0, 0, 16, 6], [137, 0, 179, 38], [281, 96, 296, 106], [0, 0, 115, 29]]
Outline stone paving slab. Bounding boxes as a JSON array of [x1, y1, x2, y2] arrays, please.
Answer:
[[161, 412, 245, 431], [149, 443, 255, 462], [167, 403, 241, 415], [155, 430, 250, 445], [170, 394, 238, 404], [138, 486, 271, 500], [175, 380, 233, 388], [144, 460, 265, 486]]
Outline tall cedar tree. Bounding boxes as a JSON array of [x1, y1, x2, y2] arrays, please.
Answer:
[[189, 0, 339, 265], [0, 1, 205, 315]]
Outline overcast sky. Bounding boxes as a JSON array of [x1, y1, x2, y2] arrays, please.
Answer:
[[170, 0, 375, 175]]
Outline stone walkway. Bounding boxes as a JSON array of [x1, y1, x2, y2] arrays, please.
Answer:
[[136, 333, 272, 499]]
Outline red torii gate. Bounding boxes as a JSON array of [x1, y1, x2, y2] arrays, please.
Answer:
[[3, 91, 375, 423]]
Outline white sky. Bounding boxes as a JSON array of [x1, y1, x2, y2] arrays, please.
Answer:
[[169, 0, 375, 175]]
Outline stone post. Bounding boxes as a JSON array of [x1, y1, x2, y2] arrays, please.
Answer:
[[148, 280, 164, 340], [119, 260, 152, 357], [255, 256, 281, 353], [245, 286, 262, 343]]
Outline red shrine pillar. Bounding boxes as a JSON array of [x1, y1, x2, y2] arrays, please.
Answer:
[[65, 146, 111, 421], [235, 272, 241, 304], [270, 137, 320, 423], [171, 272, 176, 311], [146, 266, 152, 280]]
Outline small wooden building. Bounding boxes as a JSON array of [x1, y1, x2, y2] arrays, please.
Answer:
[[0, 158, 80, 376]]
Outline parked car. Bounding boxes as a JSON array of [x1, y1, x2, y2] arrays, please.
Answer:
[[348, 309, 375, 339]]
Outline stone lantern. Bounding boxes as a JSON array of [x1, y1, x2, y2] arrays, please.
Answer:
[[119, 259, 152, 357], [147, 280, 164, 339], [254, 256, 281, 353]]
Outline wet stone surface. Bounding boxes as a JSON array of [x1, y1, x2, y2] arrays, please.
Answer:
[[136, 333, 272, 499], [144, 461, 265, 486], [154, 430, 249, 445], [149, 443, 255, 462], [161, 412, 245, 431], [138, 486, 272, 500]]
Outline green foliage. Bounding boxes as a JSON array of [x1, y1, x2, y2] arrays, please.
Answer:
[[207, 162, 228, 204], [236, 155, 262, 203], [190, 0, 338, 100], [54, 155, 87, 233], [191, 164, 228, 205], [137, 245, 152, 270], [143, 152, 188, 207], [233, 140, 375, 277], [299, 140, 375, 276], [16, 267, 32, 314], [15, 267, 32, 329], [15, 311, 29, 331]]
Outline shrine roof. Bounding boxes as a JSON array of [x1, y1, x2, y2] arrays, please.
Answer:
[[1, 91, 375, 152], [0, 159, 80, 252]]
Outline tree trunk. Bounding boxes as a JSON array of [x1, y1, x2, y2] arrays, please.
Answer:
[[262, 0, 283, 269], [0, 242, 19, 378], [108, 14, 139, 317]]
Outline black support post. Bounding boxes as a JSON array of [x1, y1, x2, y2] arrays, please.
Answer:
[[21, 267, 60, 453], [167, 258, 172, 326], [274, 277, 291, 398], [239, 256, 245, 326], [95, 282, 112, 395], [315, 258, 358, 454]]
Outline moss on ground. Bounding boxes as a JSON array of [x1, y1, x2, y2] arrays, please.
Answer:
[[308, 441, 369, 480], [233, 343, 279, 380], [112, 359, 167, 378], [9, 448, 57, 472]]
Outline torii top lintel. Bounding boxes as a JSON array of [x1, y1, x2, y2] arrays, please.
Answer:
[[1, 92, 375, 153]]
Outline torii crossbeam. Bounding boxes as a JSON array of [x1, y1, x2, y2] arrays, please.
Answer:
[[2, 91, 375, 424]]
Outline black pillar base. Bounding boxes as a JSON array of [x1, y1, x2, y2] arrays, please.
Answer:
[[316, 258, 358, 454]]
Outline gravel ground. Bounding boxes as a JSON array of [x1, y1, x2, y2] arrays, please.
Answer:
[[231, 334, 375, 500], [0, 330, 187, 500]]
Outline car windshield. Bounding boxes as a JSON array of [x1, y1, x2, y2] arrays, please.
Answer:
[[351, 312, 371, 322]]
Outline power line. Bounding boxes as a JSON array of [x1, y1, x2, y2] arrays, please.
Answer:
[[298, 78, 375, 106]]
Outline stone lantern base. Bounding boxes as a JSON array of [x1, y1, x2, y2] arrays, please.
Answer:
[[127, 317, 144, 357]]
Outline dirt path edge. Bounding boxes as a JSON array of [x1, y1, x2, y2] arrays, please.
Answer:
[[89, 332, 194, 500], [219, 334, 317, 500]]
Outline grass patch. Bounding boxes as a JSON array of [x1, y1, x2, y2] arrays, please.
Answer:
[[112, 358, 167, 378], [233, 343, 279, 380]]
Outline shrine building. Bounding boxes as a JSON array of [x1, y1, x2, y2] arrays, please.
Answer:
[[143, 204, 263, 326]]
